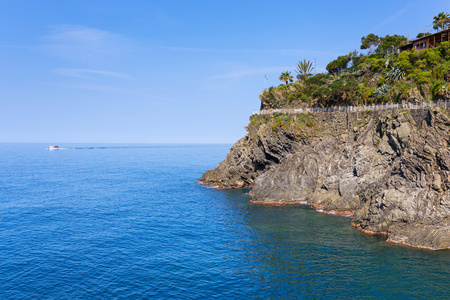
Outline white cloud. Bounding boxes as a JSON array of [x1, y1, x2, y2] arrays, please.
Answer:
[[52, 68, 129, 79], [58, 83, 126, 93], [54, 82, 173, 101], [41, 25, 127, 62]]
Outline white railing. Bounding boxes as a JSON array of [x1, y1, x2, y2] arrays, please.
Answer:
[[252, 100, 450, 115]]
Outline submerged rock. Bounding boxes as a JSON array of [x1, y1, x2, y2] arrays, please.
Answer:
[[199, 108, 450, 250]]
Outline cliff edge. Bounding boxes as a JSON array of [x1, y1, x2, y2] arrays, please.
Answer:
[[199, 108, 450, 250]]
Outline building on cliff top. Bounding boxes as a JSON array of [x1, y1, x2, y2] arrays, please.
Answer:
[[400, 28, 450, 52]]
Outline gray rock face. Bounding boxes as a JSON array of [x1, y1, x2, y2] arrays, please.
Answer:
[[199, 108, 450, 250], [198, 120, 305, 188]]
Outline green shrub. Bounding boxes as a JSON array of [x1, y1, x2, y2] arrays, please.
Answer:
[[397, 51, 413, 72], [271, 119, 283, 132], [438, 41, 450, 60], [250, 117, 261, 126], [385, 66, 405, 81], [369, 53, 385, 59], [439, 61, 450, 80], [288, 93, 297, 102], [431, 80, 449, 99], [359, 56, 368, 64], [424, 49, 441, 66], [306, 73, 329, 86], [373, 84, 390, 97], [369, 58, 387, 72], [413, 70, 432, 84], [312, 86, 331, 99], [306, 121, 315, 128], [416, 59, 427, 70], [400, 83, 411, 97]]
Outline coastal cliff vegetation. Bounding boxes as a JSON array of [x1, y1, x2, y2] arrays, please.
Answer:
[[262, 42, 450, 110]]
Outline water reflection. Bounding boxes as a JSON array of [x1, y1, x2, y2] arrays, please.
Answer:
[[216, 188, 450, 299]]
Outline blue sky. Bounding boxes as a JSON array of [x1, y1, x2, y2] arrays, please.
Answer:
[[1, 0, 448, 143]]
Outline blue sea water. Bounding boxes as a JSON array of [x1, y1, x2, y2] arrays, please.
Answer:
[[0, 143, 449, 299]]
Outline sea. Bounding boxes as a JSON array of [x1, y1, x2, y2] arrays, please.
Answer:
[[0, 143, 449, 299]]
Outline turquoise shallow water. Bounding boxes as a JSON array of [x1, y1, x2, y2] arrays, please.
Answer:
[[0, 143, 449, 299]]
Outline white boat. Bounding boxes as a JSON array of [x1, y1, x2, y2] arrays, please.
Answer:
[[48, 145, 59, 150]]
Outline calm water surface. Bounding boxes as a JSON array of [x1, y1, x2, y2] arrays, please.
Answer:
[[0, 144, 449, 299]]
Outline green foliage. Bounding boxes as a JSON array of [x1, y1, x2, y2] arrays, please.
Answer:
[[295, 113, 315, 130], [438, 41, 450, 60], [369, 53, 385, 59], [358, 56, 368, 65], [271, 119, 283, 132], [352, 54, 362, 68], [326, 77, 359, 104], [367, 57, 387, 72], [296, 59, 314, 81], [423, 49, 441, 66], [250, 117, 261, 126], [385, 65, 404, 81], [399, 83, 411, 97], [433, 12, 450, 31], [431, 80, 449, 99], [376, 34, 407, 54], [361, 33, 380, 55], [416, 59, 427, 69], [373, 84, 390, 97], [438, 61, 450, 80], [416, 32, 431, 39], [261, 36, 448, 108], [306, 73, 329, 86], [326, 51, 357, 74], [312, 86, 331, 99], [298, 113, 312, 122], [396, 51, 413, 72], [377, 76, 385, 86], [413, 70, 432, 85], [279, 71, 294, 85]]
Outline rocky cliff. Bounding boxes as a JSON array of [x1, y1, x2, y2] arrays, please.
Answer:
[[199, 108, 450, 250]]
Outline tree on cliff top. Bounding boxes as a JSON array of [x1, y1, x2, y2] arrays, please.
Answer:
[[433, 12, 450, 31], [279, 71, 293, 85], [417, 32, 431, 38], [326, 51, 357, 75], [376, 34, 407, 54], [361, 33, 380, 55], [295, 60, 314, 81]]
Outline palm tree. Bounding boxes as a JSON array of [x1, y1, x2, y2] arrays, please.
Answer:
[[433, 12, 450, 31], [279, 71, 293, 85], [295, 59, 314, 81]]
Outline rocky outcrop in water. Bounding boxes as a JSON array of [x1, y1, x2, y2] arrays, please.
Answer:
[[199, 108, 450, 250]]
